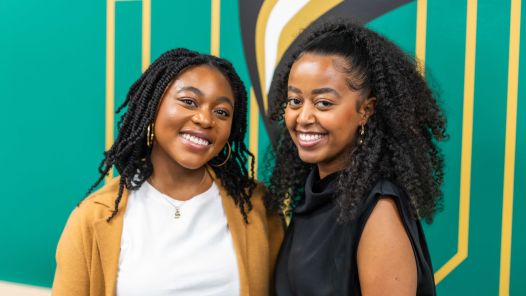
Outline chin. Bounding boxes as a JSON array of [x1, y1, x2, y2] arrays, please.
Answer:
[[297, 151, 323, 165], [183, 160, 211, 170], [171, 155, 210, 170]]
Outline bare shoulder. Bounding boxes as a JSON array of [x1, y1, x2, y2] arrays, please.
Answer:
[[357, 196, 417, 295]]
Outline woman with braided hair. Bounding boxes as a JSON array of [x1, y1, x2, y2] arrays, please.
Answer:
[[267, 20, 444, 295], [52, 48, 284, 296]]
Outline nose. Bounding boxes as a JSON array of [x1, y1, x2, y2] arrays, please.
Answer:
[[191, 109, 214, 128], [297, 104, 316, 126]]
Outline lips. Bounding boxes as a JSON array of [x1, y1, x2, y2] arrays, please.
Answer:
[[180, 133, 210, 146], [296, 131, 327, 148], [178, 130, 214, 151], [298, 133, 323, 142]]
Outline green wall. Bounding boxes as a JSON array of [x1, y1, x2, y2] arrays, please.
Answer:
[[1, 0, 524, 294]]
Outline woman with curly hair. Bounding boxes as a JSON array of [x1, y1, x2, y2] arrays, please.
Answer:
[[52, 48, 283, 296], [267, 20, 445, 295]]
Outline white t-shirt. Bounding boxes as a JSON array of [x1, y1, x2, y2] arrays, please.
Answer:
[[116, 181, 240, 296]]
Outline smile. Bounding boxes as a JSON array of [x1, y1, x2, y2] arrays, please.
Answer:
[[298, 133, 325, 142], [297, 132, 327, 147], [180, 133, 210, 146]]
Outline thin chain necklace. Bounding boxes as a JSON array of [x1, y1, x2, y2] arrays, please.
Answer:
[[150, 169, 210, 219], [160, 194, 187, 219]]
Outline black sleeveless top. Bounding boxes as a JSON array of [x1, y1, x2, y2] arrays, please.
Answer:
[[274, 169, 436, 295]]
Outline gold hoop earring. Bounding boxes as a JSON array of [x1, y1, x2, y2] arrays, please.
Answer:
[[359, 123, 365, 145], [211, 142, 231, 167], [146, 123, 155, 147]]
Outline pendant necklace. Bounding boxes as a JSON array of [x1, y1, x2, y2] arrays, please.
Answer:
[[151, 169, 210, 219], [161, 196, 187, 219]]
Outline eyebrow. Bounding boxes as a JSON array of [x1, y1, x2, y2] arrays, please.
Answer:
[[288, 85, 302, 94], [288, 85, 341, 98], [176, 86, 204, 96], [311, 87, 341, 98], [216, 96, 234, 108], [177, 86, 234, 107]]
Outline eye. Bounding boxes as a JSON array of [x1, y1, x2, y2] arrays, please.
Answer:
[[315, 100, 334, 109], [179, 98, 197, 108], [214, 108, 231, 118], [287, 97, 302, 108]]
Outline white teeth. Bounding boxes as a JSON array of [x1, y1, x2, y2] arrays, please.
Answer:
[[181, 133, 209, 146], [298, 133, 323, 142]]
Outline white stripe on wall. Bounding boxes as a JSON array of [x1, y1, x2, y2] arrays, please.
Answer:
[[0, 281, 51, 296]]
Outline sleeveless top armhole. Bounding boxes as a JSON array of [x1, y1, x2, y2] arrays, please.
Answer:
[[354, 180, 436, 296]]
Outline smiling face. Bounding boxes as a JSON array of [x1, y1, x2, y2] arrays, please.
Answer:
[[151, 64, 235, 170], [285, 53, 375, 178]]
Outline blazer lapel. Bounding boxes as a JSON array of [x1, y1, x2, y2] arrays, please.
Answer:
[[93, 186, 129, 296], [208, 167, 250, 295]]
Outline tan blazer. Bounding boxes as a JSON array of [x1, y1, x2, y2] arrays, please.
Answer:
[[52, 172, 284, 296]]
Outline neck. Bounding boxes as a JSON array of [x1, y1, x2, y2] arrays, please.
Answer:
[[317, 144, 354, 179], [149, 145, 211, 201], [317, 164, 342, 180]]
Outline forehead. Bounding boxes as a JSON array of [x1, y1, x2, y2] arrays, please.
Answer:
[[172, 65, 234, 96], [288, 53, 350, 89]]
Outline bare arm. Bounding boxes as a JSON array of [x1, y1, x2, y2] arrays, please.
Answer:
[[357, 197, 417, 296]]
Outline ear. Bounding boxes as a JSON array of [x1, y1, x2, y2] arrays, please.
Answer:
[[360, 96, 376, 123]]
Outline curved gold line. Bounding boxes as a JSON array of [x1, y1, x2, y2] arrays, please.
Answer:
[[105, 0, 115, 183], [415, 0, 427, 75], [211, 0, 221, 56], [142, 0, 151, 71], [499, 0, 521, 294], [249, 87, 259, 178], [272, 0, 341, 113], [434, 0, 477, 284], [255, 0, 278, 114], [277, 0, 342, 65]]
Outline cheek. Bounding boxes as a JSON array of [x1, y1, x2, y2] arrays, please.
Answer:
[[155, 104, 184, 127], [162, 102, 179, 116], [216, 119, 233, 142], [284, 109, 296, 129], [321, 110, 359, 138]]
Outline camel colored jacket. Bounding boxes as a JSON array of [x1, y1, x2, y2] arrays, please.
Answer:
[[52, 173, 284, 296]]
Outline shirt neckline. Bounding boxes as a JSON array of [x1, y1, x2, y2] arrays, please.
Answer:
[[143, 180, 218, 207]]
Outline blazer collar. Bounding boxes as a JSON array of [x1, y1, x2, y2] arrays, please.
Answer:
[[207, 166, 250, 295], [91, 177, 128, 295]]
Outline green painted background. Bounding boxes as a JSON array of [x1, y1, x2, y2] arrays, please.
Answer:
[[1, 0, 524, 294]]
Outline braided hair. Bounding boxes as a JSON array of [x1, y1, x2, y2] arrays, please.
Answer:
[[266, 20, 446, 223], [85, 48, 256, 222]]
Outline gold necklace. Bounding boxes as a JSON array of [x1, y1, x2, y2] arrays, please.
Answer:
[[160, 194, 187, 219], [150, 169, 210, 219]]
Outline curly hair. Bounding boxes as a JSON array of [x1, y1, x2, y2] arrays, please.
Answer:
[[266, 20, 446, 223], [84, 48, 256, 222]]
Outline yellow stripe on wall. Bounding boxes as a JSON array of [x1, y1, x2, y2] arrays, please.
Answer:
[[210, 0, 220, 56], [415, 0, 427, 74], [249, 88, 259, 178], [105, 0, 115, 184], [434, 0, 477, 284], [106, 0, 149, 184], [142, 0, 151, 71], [499, 0, 521, 295]]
